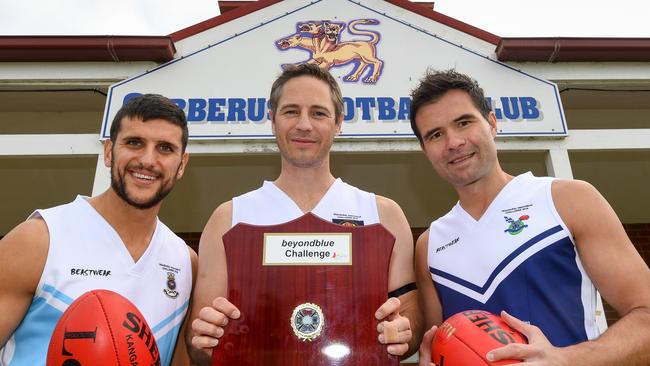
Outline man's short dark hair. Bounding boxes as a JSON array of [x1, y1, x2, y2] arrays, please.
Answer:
[[269, 64, 344, 121], [110, 94, 189, 152], [409, 69, 492, 144]]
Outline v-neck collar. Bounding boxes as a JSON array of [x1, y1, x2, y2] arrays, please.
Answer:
[[454, 172, 532, 224], [263, 178, 341, 215], [75, 195, 160, 275]]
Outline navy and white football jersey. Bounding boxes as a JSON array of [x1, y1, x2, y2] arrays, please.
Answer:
[[428, 172, 605, 347]]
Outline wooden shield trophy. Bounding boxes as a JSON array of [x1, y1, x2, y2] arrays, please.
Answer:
[[211, 213, 398, 365]]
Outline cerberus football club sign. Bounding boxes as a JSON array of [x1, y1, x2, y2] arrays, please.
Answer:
[[100, 0, 569, 139], [275, 19, 384, 84]]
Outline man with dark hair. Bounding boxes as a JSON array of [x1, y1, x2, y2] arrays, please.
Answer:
[[110, 93, 189, 153], [410, 70, 650, 365], [0, 94, 196, 366], [187, 64, 420, 364]]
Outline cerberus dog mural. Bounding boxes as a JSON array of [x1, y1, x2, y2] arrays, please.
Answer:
[[275, 19, 384, 84]]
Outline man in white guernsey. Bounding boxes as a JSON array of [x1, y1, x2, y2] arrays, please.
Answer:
[[187, 64, 421, 364], [409, 70, 650, 365], [0, 94, 197, 366]]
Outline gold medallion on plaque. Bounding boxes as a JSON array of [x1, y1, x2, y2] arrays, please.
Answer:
[[291, 303, 324, 341]]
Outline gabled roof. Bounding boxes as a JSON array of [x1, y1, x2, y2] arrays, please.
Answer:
[[1, 0, 649, 63], [171, 0, 500, 44]]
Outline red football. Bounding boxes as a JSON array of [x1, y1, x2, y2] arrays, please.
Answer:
[[432, 310, 527, 366], [47, 289, 161, 366]]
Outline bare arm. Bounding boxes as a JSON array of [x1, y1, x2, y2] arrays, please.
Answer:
[[186, 201, 239, 366], [415, 229, 443, 331], [557, 180, 650, 365], [0, 218, 48, 346], [490, 179, 650, 365], [415, 229, 443, 366], [375, 195, 421, 357], [170, 247, 197, 366]]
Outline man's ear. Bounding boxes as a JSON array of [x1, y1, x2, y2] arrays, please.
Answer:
[[269, 110, 276, 135], [488, 111, 498, 138], [175, 152, 189, 179], [335, 114, 343, 135], [103, 139, 113, 167], [419, 140, 426, 153]]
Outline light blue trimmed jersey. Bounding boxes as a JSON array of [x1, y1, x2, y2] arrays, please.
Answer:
[[428, 172, 604, 347], [0, 196, 192, 366]]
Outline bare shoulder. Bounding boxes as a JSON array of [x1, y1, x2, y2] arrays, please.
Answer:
[[415, 228, 430, 255], [0, 217, 50, 290], [375, 194, 406, 219], [374, 194, 411, 239], [1, 217, 49, 257], [552, 178, 622, 240], [551, 178, 600, 202], [211, 200, 234, 222], [551, 179, 607, 218], [202, 201, 233, 238]]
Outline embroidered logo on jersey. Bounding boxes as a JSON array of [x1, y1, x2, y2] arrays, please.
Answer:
[[332, 213, 364, 227], [163, 272, 179, 299], [504, 215, 529, 235], [332, 218, 364, 227], [159, 263, 181, 299]]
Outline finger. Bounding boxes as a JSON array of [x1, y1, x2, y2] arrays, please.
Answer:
[[212, 297, 241, 319], [191, 318, 223, 338], [420, 325, 438, 354], [378, 330, 412, 345], [420, 359, 436, 366], [383, 320, 399, 343], [378, 320, 412, 344], [486, 343, 531, 362], [375, 297, 401, 320], [376, 315, 410, 333], [199, 306, 230, 327], [501, 311, 542, 342], [191, 334, 219, 349], [386, 342, 408, 356]]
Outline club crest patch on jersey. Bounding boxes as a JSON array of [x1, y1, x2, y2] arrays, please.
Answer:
[[332, 218, 364, 227], [163, 272, 179, 299], [504, 215, 530, 235], [332, 212, 364, 227], [160, 261, 182, 299]]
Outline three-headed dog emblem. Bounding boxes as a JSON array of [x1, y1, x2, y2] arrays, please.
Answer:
[[276, 19, 384, 84]]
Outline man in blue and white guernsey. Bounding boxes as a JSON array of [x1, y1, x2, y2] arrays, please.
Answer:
[[410, 69, 650, 365], [0, 94, 196, 366]]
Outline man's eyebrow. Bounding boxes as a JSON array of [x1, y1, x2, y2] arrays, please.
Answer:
[[453, 113, 476, 122], [119, 134, 141, 141], [278, 103, 298, 110], [422, 127, 440, 141]]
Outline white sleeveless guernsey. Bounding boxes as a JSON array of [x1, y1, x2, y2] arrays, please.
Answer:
[[0, 196, 192, 366], [232, 178, 379, 226], [427, 172, 604, 347]]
